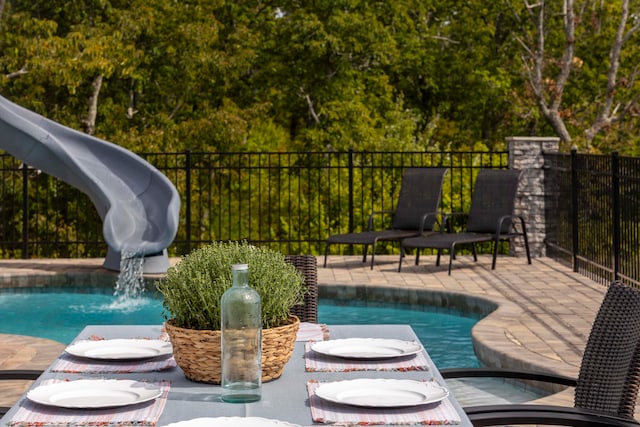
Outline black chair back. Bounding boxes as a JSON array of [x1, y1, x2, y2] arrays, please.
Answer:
[[466, 169, 521, 234], [391, 167, 447, 231], [574, 281, 640, 418]]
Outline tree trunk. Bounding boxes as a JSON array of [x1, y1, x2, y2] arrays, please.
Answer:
[[511, 0, 575, 144], [83, 74, 103, 135]]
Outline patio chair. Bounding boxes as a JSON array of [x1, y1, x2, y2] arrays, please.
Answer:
[[0, 369, 42, 416], [323, 167, 447, 270], [285, 255, 318, 323], [441, 281, 640, 427], [398, 169, 531, 274]]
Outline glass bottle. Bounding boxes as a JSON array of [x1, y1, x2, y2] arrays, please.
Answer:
[[220, 263, 262, 403]]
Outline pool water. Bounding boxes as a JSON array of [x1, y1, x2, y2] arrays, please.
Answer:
[[0, 288, 165, 344], [319, 302, 480, 369], [0, 288, 480, 368]]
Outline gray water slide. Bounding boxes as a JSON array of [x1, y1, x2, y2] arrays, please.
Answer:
[[0, 95, 180, 273]]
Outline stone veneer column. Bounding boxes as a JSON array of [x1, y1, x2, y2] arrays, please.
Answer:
[[507, 136, 560, 258]]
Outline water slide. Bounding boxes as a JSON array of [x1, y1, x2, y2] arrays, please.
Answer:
[[0, 95, 180, 273]]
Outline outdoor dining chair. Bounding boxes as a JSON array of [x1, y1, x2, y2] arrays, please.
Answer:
[[285, 255, 318, 323], [398, 169, 531, 274], [441, 281, 640, 427], [0, 369, 42, 416], [323, 167, 447, 269]]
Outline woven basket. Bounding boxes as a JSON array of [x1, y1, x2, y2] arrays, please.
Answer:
[[165, 315, 300, 384]]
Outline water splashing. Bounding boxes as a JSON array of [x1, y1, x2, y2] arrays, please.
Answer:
[[114, 250, 145, 300]]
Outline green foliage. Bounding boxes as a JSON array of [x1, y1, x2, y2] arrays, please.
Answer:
[[1, 0, 638, 259], [156, 241, 306, 330], [2, 0, 638, 154]]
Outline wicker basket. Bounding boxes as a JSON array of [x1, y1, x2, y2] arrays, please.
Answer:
[[165, 315, 300, 383]]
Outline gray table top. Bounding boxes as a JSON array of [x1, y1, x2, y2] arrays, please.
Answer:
[[1, 324, 471, 426]]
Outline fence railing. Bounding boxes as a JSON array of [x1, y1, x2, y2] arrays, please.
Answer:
[[4, 148, 639, 286], [0, 150, 508, 259], [544, 150, 640, 287]]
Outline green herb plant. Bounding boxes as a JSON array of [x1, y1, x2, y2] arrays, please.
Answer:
[[156, 241, 306, 330]]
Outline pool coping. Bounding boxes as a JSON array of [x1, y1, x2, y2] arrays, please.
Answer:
[[318, 284, 566, 394]]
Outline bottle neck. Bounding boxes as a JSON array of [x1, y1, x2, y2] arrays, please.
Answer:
[[232, 269, 249, 287]]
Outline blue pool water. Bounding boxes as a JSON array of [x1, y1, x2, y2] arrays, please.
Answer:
[[319, 302, 480, 368], [0, 288, 480, 368], [0, 288, 166, 344]]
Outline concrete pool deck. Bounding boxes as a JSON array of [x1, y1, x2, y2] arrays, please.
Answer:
[[0, 255, 617, 414]]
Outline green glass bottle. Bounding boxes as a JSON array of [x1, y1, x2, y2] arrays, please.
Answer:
[[220, 264, 262, 403]]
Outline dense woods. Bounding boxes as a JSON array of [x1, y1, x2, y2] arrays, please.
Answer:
[[0, 0, 638, 155]]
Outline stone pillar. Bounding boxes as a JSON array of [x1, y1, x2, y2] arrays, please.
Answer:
[[507, 136, 560, 258]]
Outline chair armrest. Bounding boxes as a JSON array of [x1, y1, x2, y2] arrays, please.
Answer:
[[418, 211, 446, 232], [494, 214, 528, 237], [439, 367, 577, 387], [441, 211, 469, 233], [464, 404, 640, 427], [366, 210, 395, 230]]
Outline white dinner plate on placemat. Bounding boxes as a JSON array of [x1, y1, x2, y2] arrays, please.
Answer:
[[314, 379, 448, 408], [162, 417, 301, 427], [310, 338, 423, 359], [27, 379, 163, 409], [65, 339, 172, 360]]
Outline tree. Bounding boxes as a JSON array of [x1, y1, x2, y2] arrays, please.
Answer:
[[2, 0, 639, 154], [508, 0, 640, 151]]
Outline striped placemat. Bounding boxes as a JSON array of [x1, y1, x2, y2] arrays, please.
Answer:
[[297, 322, 330, 342], [305, 342, 430, 372], [306, 380, 461, 425], [50, 353, 177, 373], [9, 380, 170, 426]]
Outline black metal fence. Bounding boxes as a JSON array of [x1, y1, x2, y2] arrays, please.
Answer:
[[544, 150, 640, 287], [0, 150, 508, 259], [4, 148, 639, 286]]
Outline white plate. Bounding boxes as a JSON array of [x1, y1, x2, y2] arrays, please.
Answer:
[[310, 338, 423, 359], [27, 379, 163, 409], [314, 379, 448, 408], [162, 417, 301, 427], [65, 339, 173, 360]]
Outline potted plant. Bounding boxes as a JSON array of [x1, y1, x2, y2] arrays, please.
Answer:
[[156, 241, 307, 383]]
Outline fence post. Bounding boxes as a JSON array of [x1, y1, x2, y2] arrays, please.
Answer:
[[185, 149, 192, 255], [21, 163, 28, 259], [571, 148, 579, 273], [348, 148, 354, 235], [612, 151, 620, 281]]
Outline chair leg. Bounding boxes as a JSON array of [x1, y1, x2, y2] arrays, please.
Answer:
[[369, 241, 377, 269], [520, 218, 532, 264], [436, 249, 442, 266], [491, 238, 500, 269], [362, 244, 369, 263], [448, 244, 456, 275], [415, 249, 421, 266], [398, 246, 404, 272], [323, 243, 330, 267], [471, 244, 478, 262]]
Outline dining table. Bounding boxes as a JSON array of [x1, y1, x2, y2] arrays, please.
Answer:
[[1, 323, 473, 426]]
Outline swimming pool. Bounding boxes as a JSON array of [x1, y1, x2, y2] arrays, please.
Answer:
[[319, 301, 480, 368], [0, 287, 164, 343], [0, 286, 548, 404], [0, 287, 480, 367]]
